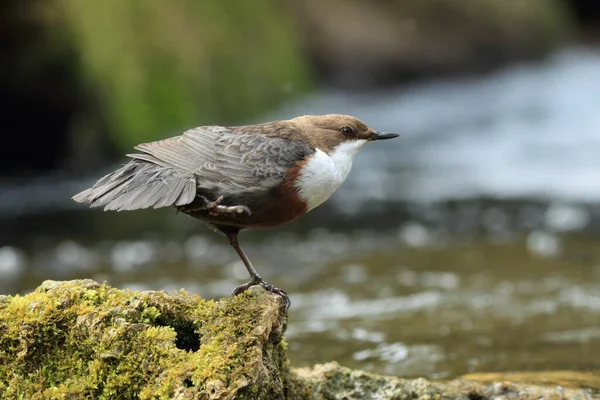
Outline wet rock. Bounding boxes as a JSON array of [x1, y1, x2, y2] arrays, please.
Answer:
[[292, 362, 598, 399], [0, 280, 597, 399], [462, 370, 600, 392]]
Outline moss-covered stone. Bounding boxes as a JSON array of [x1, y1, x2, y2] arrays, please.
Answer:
[[0, 279, 290, 399], [292, 362, 598, 400], [1, 280, 597, 399]]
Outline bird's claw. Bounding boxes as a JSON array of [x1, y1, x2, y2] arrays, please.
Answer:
[[182, 195, 251, 216], [207, 195, 225, 208], [232, 278, 290, 309], [207, 196, 251, 216]]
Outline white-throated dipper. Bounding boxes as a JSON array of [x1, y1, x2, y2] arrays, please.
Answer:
[[73, 114, 398, 307]]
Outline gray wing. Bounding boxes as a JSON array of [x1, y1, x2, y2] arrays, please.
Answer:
[[72, 126, 313, 211]]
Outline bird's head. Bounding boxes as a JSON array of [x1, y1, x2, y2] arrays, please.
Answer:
[[291, 114, 398, 155]]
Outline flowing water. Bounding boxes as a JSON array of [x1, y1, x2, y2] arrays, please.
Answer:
[[1, 47, 600, 380]]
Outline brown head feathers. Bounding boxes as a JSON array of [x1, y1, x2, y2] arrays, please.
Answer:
[[231, 114, 382, 153]]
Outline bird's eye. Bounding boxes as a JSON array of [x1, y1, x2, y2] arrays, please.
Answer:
[[340, 126, 354, 136]]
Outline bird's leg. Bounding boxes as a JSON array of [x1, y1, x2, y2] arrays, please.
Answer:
[[182, 195, 251, 216], [227, 232, 290, 309]]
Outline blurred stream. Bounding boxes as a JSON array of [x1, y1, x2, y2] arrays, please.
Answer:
[[1, 47, 600, 379]]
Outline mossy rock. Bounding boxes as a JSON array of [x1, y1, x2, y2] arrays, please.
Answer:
[[0, 280, 290, 399], [0, 280, 597, 399], [293, 362, 598, 400]]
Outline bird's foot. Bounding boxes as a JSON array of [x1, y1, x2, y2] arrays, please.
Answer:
[[206, 196, 251, 216], [232, 277, 290, 309], [182, 195, 251, 216]]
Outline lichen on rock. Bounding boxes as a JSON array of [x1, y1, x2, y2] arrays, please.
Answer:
[[292, 362, 598, 400], [0, 279, 290, 399]]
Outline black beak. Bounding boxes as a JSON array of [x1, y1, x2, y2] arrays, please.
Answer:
[[370, 132, 399, 141]]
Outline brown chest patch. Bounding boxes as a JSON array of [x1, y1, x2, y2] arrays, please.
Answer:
[[238, 159, 308, 228], [271, 159, 309, 225], [183, 159, 309, 230]]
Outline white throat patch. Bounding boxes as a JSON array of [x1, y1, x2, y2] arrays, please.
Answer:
[[295, 139, 367, 211]]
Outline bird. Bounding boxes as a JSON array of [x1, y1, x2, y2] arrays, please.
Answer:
[[72, 114, 399, 307]]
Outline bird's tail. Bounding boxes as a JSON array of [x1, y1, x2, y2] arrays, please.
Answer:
[[72, 160, 196, 211]]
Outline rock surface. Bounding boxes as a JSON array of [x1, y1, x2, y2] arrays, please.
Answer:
[[294, 363, 599, 399], [0, 280, 597, 399]]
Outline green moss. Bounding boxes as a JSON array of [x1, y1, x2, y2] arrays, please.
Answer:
[[57, 0, 313, 151], [0, 280, 289, 399]]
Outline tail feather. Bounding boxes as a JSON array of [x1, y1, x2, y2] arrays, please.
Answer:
[[102, 184, 148, 211], [174, 179, 197, 206], [72, 160, 196, 211], [71, 164, 136, 205], [152, 177, 185, 208]]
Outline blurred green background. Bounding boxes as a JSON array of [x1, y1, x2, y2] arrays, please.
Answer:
[[1, 0, 600, 381], [0, 0, 584, 172]]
